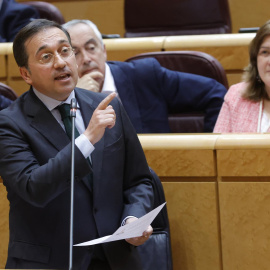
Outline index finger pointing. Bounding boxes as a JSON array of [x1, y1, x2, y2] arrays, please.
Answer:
[[97, 92, 117, 110]]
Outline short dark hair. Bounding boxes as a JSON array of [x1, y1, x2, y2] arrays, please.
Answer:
[[243, 20, 270, 101], [13, 19, 72, 69]]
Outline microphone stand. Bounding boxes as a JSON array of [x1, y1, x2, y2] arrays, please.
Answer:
[[69, 98, 77, 270]]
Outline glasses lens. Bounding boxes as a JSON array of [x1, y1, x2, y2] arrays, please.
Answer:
[[39, 47, 73, 64], [60, 47, 73, 59]]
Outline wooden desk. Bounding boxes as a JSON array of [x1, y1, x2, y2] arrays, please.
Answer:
[[140, 134, 270, 270], [139, 134, 220, 270]]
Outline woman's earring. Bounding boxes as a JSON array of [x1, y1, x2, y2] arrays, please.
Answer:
[[257, 75, 262, 83]]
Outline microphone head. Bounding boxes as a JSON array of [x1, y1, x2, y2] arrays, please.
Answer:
[[70, 98, 77, 117], [70, 98, 77, 110]]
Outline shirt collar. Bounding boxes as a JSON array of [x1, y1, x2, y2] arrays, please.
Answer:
[[33, 87, 76, 111], [101, 63, 117, 93]]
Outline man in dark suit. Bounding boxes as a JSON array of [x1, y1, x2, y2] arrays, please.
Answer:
[[0, 19, 153, 269], [63, 20, 227, 133], [0, 0, 39, 42]]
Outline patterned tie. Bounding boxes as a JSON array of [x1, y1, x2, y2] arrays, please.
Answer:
[[58, 103, 93, 189]]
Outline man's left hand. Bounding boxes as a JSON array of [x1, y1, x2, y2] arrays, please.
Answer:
[[125, 217, 153, 246], [76, 71, 104, 92]]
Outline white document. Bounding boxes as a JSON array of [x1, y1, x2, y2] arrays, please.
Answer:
[[74, 202, 166, 246]]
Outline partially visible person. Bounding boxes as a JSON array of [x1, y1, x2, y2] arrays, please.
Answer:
[[214, 20, 270, 133], [0, 94, 12, 110], [0, 0, 40, 42], [63, 20, 227, 133]]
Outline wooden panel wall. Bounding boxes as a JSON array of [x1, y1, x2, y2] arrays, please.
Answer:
[[141, 135, 221, 270], [141, 134, 270, 270], [16, 0, 270, 37], [0, 187, 9, 269], [228, 0, 270, 33], [215, 135, 270, 270]]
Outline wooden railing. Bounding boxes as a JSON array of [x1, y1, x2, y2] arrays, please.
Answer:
[[0, 33, 255, 96]]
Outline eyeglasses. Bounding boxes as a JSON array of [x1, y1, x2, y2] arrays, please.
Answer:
[[38, 46, 74, 65]]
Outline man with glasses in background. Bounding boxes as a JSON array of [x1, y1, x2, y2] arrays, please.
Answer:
[[63, 19, 227, 133]]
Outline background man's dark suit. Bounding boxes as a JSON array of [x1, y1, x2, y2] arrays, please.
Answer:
[[0, 94, 12, 110], [0, 87, 153, 269], [0, 0, 39, 42], [108, 58, 227, 133]]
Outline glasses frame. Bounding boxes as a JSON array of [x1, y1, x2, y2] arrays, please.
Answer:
[[38, 46, 75, 65]]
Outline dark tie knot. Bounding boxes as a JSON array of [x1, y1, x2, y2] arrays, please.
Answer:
[[58, 103, 71, 120], [57, 103, 77, 140]]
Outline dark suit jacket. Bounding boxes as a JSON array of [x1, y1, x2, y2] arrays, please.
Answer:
[[108, 58, 227, 133], [0, 0, 40, 42], [0, 94, 12, 110], [0, 88, 153, 269]]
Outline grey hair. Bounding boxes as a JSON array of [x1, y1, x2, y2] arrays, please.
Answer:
[[62, 19, 104, 46]]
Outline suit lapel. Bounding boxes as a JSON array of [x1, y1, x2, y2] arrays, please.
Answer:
[[25, 89, 70, 151], [25, 88, 103, 193], [75, 89, 104, 194]]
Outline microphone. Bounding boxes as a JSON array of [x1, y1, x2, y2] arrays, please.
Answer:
[[70, 98, 77, 117], [69, 98, 77, 270]]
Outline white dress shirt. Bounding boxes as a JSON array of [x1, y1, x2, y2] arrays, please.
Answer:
[[101, 63, 117, 93]]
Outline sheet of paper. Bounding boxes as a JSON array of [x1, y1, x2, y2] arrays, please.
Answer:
[[74, 202, 166, 246]]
